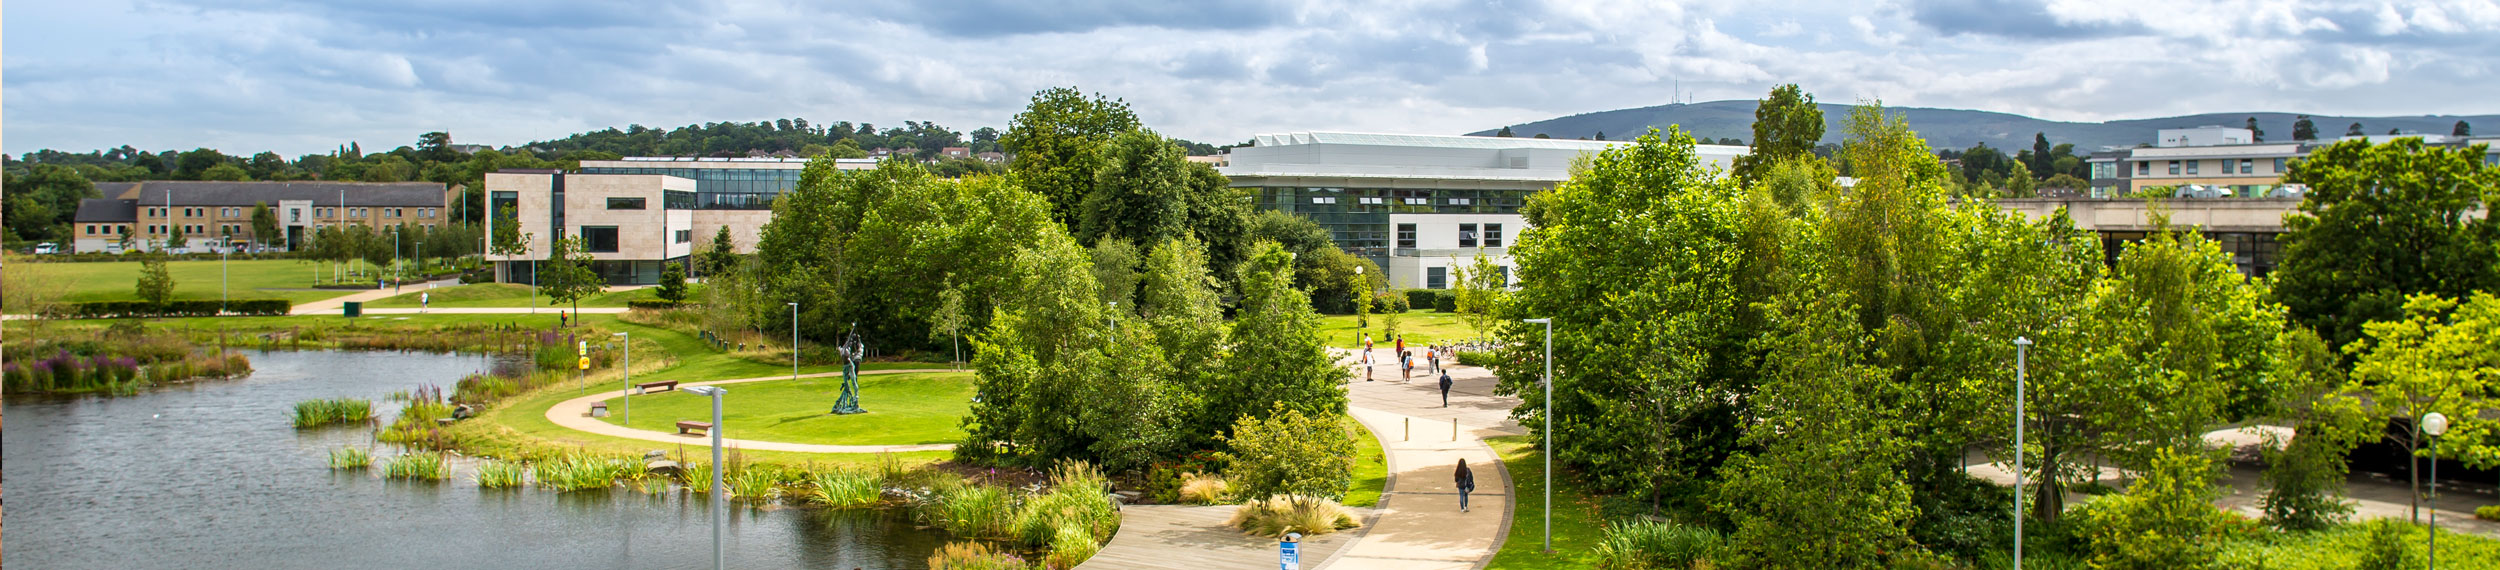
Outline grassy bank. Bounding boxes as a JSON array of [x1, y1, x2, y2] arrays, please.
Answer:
[[596, 372, 973, 446], [1485, 434, 1610, 569]]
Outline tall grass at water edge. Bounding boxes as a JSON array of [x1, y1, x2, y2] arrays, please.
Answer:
[[1014, 462, 1119, 547], [291, 398, 373, 428], [329, 447, 373, 469], [476, 460, 529, 488], [808, 468, 885, 508], [727, 466, 783, 504], [383, 451, 449, 480], [926, 542, 1028, 570], [533, 454, 636, 492], [922, 480, 1018, 539]]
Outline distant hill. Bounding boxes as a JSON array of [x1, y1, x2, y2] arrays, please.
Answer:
[[1470, 100, 2500, 152]]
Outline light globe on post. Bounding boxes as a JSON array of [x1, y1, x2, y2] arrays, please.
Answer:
[[684, 385, 728, 570], [2423, 411, 2449, 569], [2012, 336, 2032, 570]]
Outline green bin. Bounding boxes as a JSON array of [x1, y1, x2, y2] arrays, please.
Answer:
[[344, 301, 363, 318]]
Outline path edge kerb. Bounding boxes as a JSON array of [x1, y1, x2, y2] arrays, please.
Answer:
[[541, 368, 962, 453]]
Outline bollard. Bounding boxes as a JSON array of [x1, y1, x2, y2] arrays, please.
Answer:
[[1404, 417, 1410, 441], [1453, 418, 1459, 441]]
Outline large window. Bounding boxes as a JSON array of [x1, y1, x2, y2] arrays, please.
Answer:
[[607, 197, 647, 210], [2168, 161, 2181, 175], [1427, 266, 1447, 289], [1397, 223, 1417, 249], [2185, 160, 2199, 175], [2239, 159, 2253, 174], [1484, 223, 1503, 247], [1459, 223, 1478, 248], [580, 226, 620, 253]]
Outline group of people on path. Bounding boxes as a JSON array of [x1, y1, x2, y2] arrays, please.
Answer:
[[1352, 334, 1482, 515]]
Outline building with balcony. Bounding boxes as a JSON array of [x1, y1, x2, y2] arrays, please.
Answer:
[[1218, 132, 1747, 289], [70, 181, 454, 253]]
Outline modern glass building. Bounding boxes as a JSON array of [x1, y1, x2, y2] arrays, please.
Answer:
[[578, 157, 874, 209], [1220, 132, 1748, 289]]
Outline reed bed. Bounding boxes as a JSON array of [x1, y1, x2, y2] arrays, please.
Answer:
[[922, 480, 1018, 539], [808, 468, 885, 508], [382, 451, 450, 481], [328, 446, 373, 469], [476, 460, 529, 488], [291, 398, 374, 428], [727, 466, 782, 505], [533, 454, 636, 492]]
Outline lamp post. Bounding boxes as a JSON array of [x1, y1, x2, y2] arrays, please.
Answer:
[[614, 332, 631, 424], [1520, 317, 1553, 553], [684, 385, 728, 570], [2013, 336, 2032, 570], [787, 302, 800, 383], [2424, 411, 2450, 568], [221, 238, 230, 314]]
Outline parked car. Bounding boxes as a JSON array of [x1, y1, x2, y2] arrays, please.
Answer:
[[33, 242, 60, 254]]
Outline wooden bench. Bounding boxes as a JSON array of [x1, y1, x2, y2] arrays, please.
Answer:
[[636, 380, 679, 394], [589, 401, 608, 417], [676, 420, 713, 435]]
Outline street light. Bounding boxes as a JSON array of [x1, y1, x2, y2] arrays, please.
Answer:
[[2013, 336, 2032, 570], [1520, 317, 1553, 553], [684, 385, 728, 570], [787, 302, 800, 383], [614, 332, 631, 424], [2424, 411, 2450, 569]]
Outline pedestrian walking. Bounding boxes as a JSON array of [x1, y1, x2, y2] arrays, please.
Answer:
[[1395, 336, 1404, 358], [1402, 351, 1413, 380], [1428, 347, 1440, 373], [1439, 370, 1454, 407], [420, 291, 430, 313], [1454, 459, 1476, 512]]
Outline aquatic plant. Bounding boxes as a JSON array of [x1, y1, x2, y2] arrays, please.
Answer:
[[383, 451, 449, 481], [328, 446, 373, 469], [727, 465, 781, 505], [1014, 461, 1119, 547], [475, 460, 529, 489], [922, 480, 1016, 539], [683, 461, 715, 495], [291, 398, 374, 428], [533, 454, 633, 492], [807, 468, 884, 508]]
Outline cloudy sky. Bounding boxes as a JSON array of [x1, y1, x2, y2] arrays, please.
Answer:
[[6, 0, 2498, 156]]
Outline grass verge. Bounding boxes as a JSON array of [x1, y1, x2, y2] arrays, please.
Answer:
[[1485, 434, 1609, 569], [1344, 414, 1388, 508]]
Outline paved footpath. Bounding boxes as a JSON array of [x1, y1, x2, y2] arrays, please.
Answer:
[[543, 369, 958, 453]]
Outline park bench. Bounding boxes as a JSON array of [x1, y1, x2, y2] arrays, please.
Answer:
[[676, 420, 713, 435], [590, 401, 608, 417], [636, 380, 679, 394]]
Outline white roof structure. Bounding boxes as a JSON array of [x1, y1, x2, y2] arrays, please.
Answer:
[[1222, 131, 1747, 184]]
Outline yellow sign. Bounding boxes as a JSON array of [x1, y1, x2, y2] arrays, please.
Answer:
[[578, 356, 591, 370]]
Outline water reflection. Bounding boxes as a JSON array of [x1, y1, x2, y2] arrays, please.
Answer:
[[2, 350, 943, 569]]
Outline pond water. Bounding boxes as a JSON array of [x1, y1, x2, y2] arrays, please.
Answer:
[[3, 350, 944, 569]]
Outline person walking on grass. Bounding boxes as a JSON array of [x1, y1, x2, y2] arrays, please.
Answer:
[[1455, 459, 1476, 512], [1439, 369, 1454, 407]]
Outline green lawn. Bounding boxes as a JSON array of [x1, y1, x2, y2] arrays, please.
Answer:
[[1485, 434, 1610, 569], [365, 283, 697, 308], [1345, 415, 1388, 508], [594, 372, 972, 446], [42, 258, 368, 305], [465, 359, 950, 468], [1317, 310, 1484, 350]]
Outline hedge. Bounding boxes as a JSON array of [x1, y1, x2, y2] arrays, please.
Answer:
[[65, 299, 292, 318], [27, 251, 307, 263], [1400, 289, 1456, 313], [1403, 289, 1438, 311], [1371, 291, 1409, 314], [626, 299, 689, 310]]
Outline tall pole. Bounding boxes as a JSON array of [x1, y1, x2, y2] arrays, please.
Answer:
[[221, 245, 230, 314], [788, 302, 799, 383], [2424, 411, 2448, 569], [615, 332, 631, 424], [707, 390, 725, 570], [2014, 336, 2031, 570], [1522, 317, 1553, 553]]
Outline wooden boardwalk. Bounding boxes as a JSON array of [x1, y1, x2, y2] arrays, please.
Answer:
[[1077, 504, 1371, 569]]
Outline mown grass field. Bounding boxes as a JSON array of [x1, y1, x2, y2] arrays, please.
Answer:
[[365, 283, 695, 308], [1316, 309, 1486, 349], [596, 371, 971, 446], [35, 258, 368, 305]]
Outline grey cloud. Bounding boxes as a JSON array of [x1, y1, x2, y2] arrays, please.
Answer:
[[1898, 0, 2146, 39], [861, 0, 1292, 38]]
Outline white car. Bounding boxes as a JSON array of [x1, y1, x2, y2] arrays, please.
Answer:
[[33, 242, 60, 254]]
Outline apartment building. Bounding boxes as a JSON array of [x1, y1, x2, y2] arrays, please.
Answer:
[[485, 157, 875, 284], [70, 181, 455, 253]]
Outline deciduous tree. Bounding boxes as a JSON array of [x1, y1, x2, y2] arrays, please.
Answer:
[[537, 234, 603, 318], [2341, 293, 2500, 522], [1002, 87, 1140, 228], [2275, 138, 2499, 351]]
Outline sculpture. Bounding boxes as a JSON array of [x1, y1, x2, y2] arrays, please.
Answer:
[[829, 323, 867, 415]]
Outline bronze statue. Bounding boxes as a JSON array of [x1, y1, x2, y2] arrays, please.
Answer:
[[830, 323, 866, 415]]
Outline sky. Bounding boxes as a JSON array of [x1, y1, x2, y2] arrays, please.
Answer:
[[6, 0, 2498, 157]]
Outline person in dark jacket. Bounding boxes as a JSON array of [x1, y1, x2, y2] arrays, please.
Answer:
[[1439, 370, 1455, 407], [1454, 459, 1476, 512]]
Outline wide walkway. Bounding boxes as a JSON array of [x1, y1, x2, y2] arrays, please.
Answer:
[[1329, 348, 1523, 570], [1079, 504, 1370, 569], [543, 369, 956, 453]]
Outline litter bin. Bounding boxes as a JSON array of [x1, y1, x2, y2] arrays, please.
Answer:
[[344, 301, 363, 318]]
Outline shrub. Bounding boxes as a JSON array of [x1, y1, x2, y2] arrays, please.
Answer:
[[1048, 524, 1103, 569], [1220, 404, 1357, 501], [383, 451, 449, 481], [328, 446, 373, 469], [626, 299, 682, 310], [1371, 291, 1409, 314], [926, 542, 1026, 570], [476, 460, 528, 488], [62, 299, 290, 318], [1595, 520, 1724, 570], [2357, 518, 2421, 570], [1227, 494, 1359, 537], [291, 398, 373, 428], [808, 468, 884, 508], [2480, 505, 2500, 522], [1401, 289, 1436, 311], [1454, 350, 1499, 367], [2074, 446, 2231, 569], [1431, 290, 1457, 312], [1179, 473, 1230, 505]]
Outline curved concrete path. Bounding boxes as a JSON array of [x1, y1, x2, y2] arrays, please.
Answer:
[[543, 369, 961, 453], [1327, 348, 1523, 570]]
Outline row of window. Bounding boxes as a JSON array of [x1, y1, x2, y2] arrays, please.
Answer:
[[1391, 223, 1505, 249], [2133, 158, 2287, 177], [145, 206, 435, 218], [1424, 265, 1512, 289]]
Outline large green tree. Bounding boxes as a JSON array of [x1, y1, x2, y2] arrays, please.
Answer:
[[2340, 293, 2500, 522], [249, 202, 279, 249], [1001, 87, 1140, 229], [1729, 84, 1824, 185], [2275, 138, 2499, 352], [537, 233, 604, 318], [1207, 242, 1349, 437]]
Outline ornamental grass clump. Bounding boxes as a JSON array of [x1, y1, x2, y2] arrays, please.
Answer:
[[926, 541, 1026, 570], [1047, 524, 1103, 569], [475, 460, 529, 489], [328, 446, 373, 469], [1179, 472, 1230, 505], [1012, 461, 1119, 547], [383, 451, 449, 481], [808, 468, 884, 508], [1227, 494, 1359, 538], [291, 398, 374, 428], [727, 466, 781, 505], [1595, 520, 1725, 570]]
